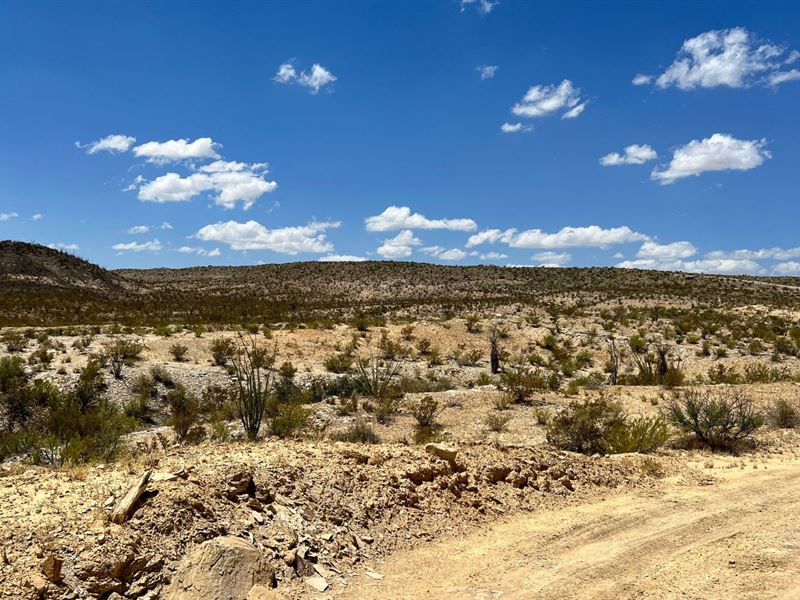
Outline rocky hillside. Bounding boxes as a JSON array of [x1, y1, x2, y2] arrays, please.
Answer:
[[0, 241, 128, 294], [3, 240, 800, 327]]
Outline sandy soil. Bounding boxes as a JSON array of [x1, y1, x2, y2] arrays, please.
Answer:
[[336, 454, 800, 600]]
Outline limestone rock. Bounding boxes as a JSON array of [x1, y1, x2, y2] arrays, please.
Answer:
[[166, 536, 275, 600], [425, 443, 458, 464]]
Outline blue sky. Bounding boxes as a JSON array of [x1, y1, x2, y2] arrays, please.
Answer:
[[1, 0, 799, 274]]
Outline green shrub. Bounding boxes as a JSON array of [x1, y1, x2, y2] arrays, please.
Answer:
[[166, 384, 199, 442], [409, 395, 441, 427], [335, 420, 379, 444], [149, 364, 175, 388], [210, 337, 236, 366], [324, 353, 353, 374], [500, 364, 557, 404], [768, 398, 799, 429], [104, 338, 144, 378], [546, 397, 625, 454], [665, 389, 764, 451], [601, 415, 670, 454], [484, 411, 511, 432], [169, 343, 189, 362], [269, 402, 310, 438], [2, 331, 27, 352]]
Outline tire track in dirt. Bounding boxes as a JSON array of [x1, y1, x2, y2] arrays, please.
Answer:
[[336, 461, 800, 600]]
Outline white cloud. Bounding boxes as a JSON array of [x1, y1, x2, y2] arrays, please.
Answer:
[[532, 251, 571, 266], [468, 225, 647, 249], [511, 80, 587, 119], [274, 61, 337, 94], [461, 0, 498, 14], [274, 62, 297, 83], [422, 246, 468, 261], [774, 261, 800, 275], [318, 254, 367, 262], [112, 239, 163, 253], [137, 161, 277, 209], [478, 65, 498, 80], [32, 213, 44, 221], [616, 257, 761, 275], [76, 134, 136, 155], [132, 137, 221, 164], [654, 27, 800, 90], [160, 222, 173, 230], [365, 206, 477, 232], [177, 246, 220, 257], [636, 240, 697, 259], [562, 101, 588, 119], [651, 133, 770, 184], [376, 230, 421, 259], [768, 69, 800, 86], [500, 122, 532, 134], [632, 74, 653, 86], [0, 212, 18, 222], [479, 251, 508, 260], [128, 225, 150, 234], [705, 247, 800, 261], [47, 243, 80, 251], [195, 220, 339, 254], [600, 144, 657, 166]]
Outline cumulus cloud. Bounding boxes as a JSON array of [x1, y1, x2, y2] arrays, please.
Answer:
[[705, 246, 800, 261], [479, 251, 508, 260], [128, 225, 150, 234], [274, 61, 337, 94], [461, 0, 498, 14], [112, 239, 163, 253], [651, 133, 770, 184], [636, 240, 697, 259], [500, 122, 531, 134], [616, 257, 761, 275], [47, 243, 80, 251], [32, 213, 44, 221], [0, 212, 18, 222], [177, 246, 220, 257], [195, 220, 339, 254], [532, 251, 571, 266], [160, 222, 173, 230], [600, 144, 657, 166], [511, 80, 587, 119], [478, 65, 498, 80], [365, 206, 477, 232], [376, 230, 422, 259], [774, 261, 800, 275], [654, 27, 800, 90], [132, 137, 221, 164], [468, 225, 648, 249], [768, 69, 800, 86], [76, 134, 136, 155], [137, 161, 277, 209], [632, 74, 653, 86], [317, 254, 367, 262], [422, 246, 468, 261]]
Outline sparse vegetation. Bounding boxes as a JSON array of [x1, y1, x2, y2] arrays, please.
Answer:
[[665, 389, 765, 451]]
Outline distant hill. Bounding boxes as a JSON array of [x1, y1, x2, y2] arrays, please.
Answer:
[[0, 241, 128, 294], [1, 240, 800, 326]]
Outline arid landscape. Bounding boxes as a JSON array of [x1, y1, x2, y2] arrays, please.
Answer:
[[1, 242, 799, 599]]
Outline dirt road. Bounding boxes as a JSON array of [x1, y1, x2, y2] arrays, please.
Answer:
[[336, 458, 800, 600]]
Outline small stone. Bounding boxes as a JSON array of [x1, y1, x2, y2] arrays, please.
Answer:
[[425, 443, 458, 463], [304, 574, 329, 592], [41, 555, 63, 582], [365, 570, 384, 580], [30, 575, 48, 596]]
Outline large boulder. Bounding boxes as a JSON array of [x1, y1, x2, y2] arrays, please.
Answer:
[[166, 536, 274, 600]]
